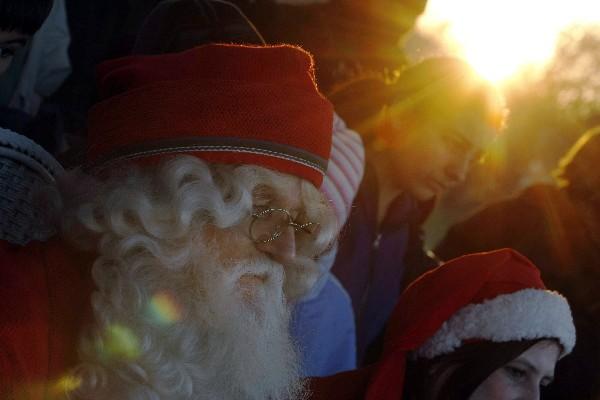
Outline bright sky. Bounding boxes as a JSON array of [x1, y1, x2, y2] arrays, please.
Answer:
[[414, 0, 600, 84]]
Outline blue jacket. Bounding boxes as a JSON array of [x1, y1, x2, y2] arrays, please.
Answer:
[[291, 271, 356, 377], [331, 163, 434, 364]]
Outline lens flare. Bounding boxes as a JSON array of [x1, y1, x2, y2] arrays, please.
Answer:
[[97, 324, 140, 361], [51, 374, 82, 396], [411, 0, 600, 84], [147, 290, 183, 326]]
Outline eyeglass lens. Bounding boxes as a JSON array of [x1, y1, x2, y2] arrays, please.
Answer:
[[250, 209, 292, 243]]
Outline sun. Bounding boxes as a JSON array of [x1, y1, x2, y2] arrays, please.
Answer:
[[413, 0, 600, 84]]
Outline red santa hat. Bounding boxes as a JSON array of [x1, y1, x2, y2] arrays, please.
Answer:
[[86, 44, 333, 188], [366, 248, 576, 400]]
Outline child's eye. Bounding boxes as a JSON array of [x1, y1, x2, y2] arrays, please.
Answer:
[[504, 366, 527, 382]]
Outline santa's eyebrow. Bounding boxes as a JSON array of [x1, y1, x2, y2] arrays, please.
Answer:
[[252, 185, 275, 203]]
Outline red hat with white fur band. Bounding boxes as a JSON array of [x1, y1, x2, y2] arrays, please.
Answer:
[[365, 248, 576, 400], [86, 44, 333, 188]]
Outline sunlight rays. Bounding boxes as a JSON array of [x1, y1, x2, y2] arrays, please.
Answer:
[[414, 0, 600, 84]]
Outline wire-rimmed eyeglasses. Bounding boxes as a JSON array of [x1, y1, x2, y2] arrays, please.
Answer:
[[249, 207, 319, 244]]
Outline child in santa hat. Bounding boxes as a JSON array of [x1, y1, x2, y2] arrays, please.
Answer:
[[310, 248, 576, 400]]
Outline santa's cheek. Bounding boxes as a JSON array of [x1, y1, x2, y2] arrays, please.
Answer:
[[203, 225, 260, 265]]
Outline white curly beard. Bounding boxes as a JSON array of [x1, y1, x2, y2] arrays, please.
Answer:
[[71, 246, 306, 400], [60, 159, 337, 400], [196, 252, 306, 400]]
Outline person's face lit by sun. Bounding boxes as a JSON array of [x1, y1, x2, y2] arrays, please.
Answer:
[[382, 113, 495, 202]]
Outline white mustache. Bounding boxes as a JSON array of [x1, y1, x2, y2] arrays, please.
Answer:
[[215, 254, 319, 302], [224, 257, 285, 286]]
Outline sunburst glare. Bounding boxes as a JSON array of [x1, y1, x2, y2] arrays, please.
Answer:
[[414, 0, 600, 84]]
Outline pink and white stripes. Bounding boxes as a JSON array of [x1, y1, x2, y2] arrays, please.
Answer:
[[321, 113, 365, 227]]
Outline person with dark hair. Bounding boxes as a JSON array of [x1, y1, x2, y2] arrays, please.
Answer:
[[404, 339, 559, 400], [435, 127, 600, 399], [0, 0, 53, 75], [133, 0, 265, 54], [0, 0, 71, 154], [310, 248, 576, 400], [327, 57, 507, 364], [0, 0, 52, 32]]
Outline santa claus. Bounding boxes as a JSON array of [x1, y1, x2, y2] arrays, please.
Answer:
[[1, 44, 337, 400]]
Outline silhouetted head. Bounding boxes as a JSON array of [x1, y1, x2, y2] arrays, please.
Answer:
[[330, 57, 507, 201], [555, 126, 600, 201]]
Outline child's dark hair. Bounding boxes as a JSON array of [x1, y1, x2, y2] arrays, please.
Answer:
[[0, 0, 53, 36], [404, 339, 557, 400]]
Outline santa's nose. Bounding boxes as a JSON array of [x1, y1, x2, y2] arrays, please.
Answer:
[[255, 226, 296, 263]]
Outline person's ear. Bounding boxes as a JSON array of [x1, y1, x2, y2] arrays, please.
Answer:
[[372, 105, 400, 152]]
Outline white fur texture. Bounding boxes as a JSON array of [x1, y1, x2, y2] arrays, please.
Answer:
[[58, 156, 336, 400], [416, 288, 576, 360]]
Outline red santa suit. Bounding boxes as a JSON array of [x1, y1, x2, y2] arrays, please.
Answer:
[[0, 239, 94, 399]]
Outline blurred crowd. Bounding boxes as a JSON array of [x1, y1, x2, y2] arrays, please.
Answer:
[[1, 1, 599, 399]]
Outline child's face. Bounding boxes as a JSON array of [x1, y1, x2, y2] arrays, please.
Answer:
[[468, 340, 560, 400], [0, 30, 29, 76]]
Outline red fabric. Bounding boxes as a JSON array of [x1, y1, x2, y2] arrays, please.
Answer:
[[0, 240, 94, 399], [310, 249, 545, 400], [309, 366, 374, 400], [90, 144, 326, 191], [364, 248, 545, 400], [87, 44, 334, 187]]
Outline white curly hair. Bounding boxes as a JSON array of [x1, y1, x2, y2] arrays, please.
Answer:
[[57, 155, 336, 400]]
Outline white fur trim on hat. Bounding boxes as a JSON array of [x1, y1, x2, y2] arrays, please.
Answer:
[[416, 288, 576, 359]]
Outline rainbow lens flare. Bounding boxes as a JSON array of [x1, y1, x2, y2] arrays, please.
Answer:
[[147, 290, 183, 326], [97, 324, 141, 361]]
